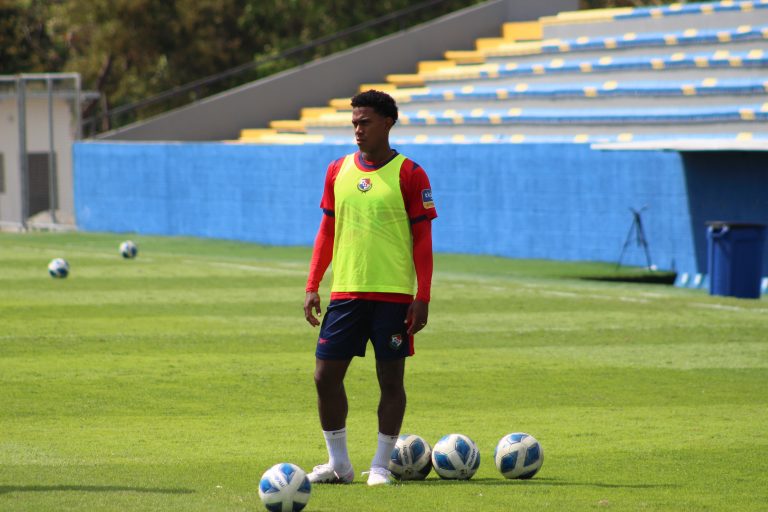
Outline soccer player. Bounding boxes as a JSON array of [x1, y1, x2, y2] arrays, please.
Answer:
[[303, 90, 437, 486]]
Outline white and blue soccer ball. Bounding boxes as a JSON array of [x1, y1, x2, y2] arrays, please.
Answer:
[[119, 240, 138, 259], [494, 432, 544, 479], [258, 463, 311, 512], [48, 258, 69, 278], [389, 433, 432, 480], [431, 433, 480, 480]]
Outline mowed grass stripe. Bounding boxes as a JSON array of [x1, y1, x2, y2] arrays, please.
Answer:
[[1, 232, 767, 511]]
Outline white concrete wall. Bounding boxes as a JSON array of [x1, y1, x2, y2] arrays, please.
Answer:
[[0, 96, 76, 227]]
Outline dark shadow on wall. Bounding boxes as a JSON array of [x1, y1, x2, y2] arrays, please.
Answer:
[[682, 151, 768, 275]]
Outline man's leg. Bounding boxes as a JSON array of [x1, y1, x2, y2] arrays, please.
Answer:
[[309, 358, 355, 483], [315, 358, 352, 431], [375, 358, 406, 435], [366, 358, 406, 485]]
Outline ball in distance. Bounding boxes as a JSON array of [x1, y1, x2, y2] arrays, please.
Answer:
[[48, 258, 69, 278], [389, 433, 432, 480], [119, 240, 138, 259], [431, 433, 480, 480], [494, 432, 544, 479], [258, 463, 311, 512]]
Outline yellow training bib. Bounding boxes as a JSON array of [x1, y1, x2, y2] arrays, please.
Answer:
[[331, 153, 415, 294]]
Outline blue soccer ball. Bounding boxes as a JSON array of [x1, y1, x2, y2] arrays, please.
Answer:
[[258, 463, 311, 512], [48, 258, 69, 278], [431, 433, 480, 480], [389, 433, 432, 480], [494, 432, 544, 479], [119, 240, 138, 259]]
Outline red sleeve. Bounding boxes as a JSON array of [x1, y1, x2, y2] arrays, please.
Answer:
[[412, 218, 433, 303], [306, 213, 335, 292], [307, 158, 344, 292], [400, 159, 438, 223], [320, 157, 344, 212]]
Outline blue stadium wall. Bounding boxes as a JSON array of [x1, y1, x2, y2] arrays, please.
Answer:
[[73, 142, 768, 276]]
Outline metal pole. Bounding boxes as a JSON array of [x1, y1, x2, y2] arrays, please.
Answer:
[[47, 77, 58, 223], [17, 76, 29, 230], [74, 73, 82, 140]]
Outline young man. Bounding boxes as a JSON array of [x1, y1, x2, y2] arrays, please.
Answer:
[[303, 90, 437, 486]]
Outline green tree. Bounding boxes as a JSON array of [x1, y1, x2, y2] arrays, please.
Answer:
[[0, 0, 65, 73]]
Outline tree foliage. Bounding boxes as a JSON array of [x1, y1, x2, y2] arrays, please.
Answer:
[[0, 0, 66, 73]]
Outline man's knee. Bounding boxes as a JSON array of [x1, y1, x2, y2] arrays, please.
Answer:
[[315, 359, 350, 392], [376, 359, 406, 396]]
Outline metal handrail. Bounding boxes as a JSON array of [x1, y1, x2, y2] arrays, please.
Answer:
[[83, 0, 473, 135]]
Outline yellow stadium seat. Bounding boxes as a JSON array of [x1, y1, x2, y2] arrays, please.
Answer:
[[358, 83, 397, 93], [444, 50, 485, 64], [540, 7, 633, 26], [418, 61, 456, 73], [386, 74, 425, 87], [269, 120, 306, 133], [475, 37, 506, 50], [300, 107, 337, 119], [239, 128, 277, 140], [502, 21, 542, 41]]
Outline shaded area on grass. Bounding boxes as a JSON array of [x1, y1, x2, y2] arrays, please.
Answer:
[[579, 271, 677, 285], [435, 252, 678, 285]]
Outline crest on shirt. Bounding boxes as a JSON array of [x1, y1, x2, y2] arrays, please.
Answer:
[[358, 177, 373, 192], [421, 188, 435, 209], [389, 334, 403, 350]]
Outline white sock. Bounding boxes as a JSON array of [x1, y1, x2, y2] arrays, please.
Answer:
[[371, 432, 398, 470], [323, 428, 352, 473]]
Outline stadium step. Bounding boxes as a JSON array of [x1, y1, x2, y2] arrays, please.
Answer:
[[329, 77, 768, 112], [286, 102, 766, 139], [388, 49, 768, 88], [390, 25, 768, 87], [236, 131, 767, 145], [448, 21, 768, 67], [542, 0, 768, 39]]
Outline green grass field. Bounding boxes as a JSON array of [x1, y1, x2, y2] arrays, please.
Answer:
[[1, 232, 766, 511]]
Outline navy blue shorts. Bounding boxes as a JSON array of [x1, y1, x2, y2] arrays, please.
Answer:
[[316, 299, 414, 361]]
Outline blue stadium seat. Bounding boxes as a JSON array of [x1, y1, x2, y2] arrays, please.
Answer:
[[380, 78, 768, 111], [416, 49, 768, 86], [499, 24, 768, 58]]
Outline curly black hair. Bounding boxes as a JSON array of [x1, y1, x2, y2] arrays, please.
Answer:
[[350, 90, 398, 124]]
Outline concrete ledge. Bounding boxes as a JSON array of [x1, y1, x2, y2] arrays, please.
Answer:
[[592, 137, 768, 151]]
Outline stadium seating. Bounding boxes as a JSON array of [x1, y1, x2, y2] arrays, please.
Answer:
[[237, 0, 768, 144]]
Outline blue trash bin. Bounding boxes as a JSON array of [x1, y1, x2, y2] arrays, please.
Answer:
[[707, 222, 767, 299]]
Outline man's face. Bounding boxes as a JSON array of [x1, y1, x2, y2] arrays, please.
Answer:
[[351, 106, 392, 153]]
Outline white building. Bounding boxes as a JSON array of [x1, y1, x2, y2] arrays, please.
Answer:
[[0, 74, 96, 230]]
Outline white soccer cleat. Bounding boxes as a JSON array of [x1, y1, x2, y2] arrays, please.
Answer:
[[364, 467, 394, 486], [307, 463, 354, 484]]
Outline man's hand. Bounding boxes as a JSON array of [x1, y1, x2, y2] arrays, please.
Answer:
[[304, 291, 322, 327], [405, 299, 429, 335]]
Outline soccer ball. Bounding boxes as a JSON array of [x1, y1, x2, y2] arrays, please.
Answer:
[[389, 433, 432, 480], [119, 240, 138, 259], [48, 258, 69, 278], [494, 432, 544, 479], [258, 463, 311, 512], [431, 433, 480, 480]]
